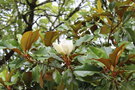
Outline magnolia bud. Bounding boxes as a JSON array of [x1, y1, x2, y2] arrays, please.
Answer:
[[53, 39, 74, 55]]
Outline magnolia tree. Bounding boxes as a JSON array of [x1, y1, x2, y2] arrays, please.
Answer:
[[0, 0, 135, 90]]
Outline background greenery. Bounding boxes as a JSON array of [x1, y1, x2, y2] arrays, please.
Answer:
[[0, 0, 135, 90]]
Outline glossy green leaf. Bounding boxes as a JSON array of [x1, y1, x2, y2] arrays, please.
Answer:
[[109, 1, 116, 11], [125, 64, 135, 70], [126, 28, 135, 45], [32, 66, 40, 82], [74, 71, 98, 77], [75, 64, 101, 71], [53, 70, 61, 84], [62, 69, 78, 90], [89, 46, 108, 59], [75, 34, 93, 46], [123, 11, 133, 23]]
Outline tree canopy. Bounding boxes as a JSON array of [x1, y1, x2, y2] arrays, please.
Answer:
[[0, 0, 135, 90]]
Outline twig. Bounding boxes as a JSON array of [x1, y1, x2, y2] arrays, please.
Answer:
[[49, 0, 66, 30], [65, 0, 84, 20], [52, 0, 85, 30], [36, 0, 54, 7], [107, 21, 121, 45], [0, 50, 14, 66]]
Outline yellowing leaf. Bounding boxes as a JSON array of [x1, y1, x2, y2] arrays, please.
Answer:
[[44, 72, 53, 81], [12, 48, 22, 55], [93, 0, 104, 13], [57, 83, 65, 90], [0, 78, 4, 86], [85, 16, 92, 22], [100, 25, 110, 34], [6, 69, 16, 82], [22, 72, 32, 86], [44, 31, 59, 46], [108, 0, 114, 2], [128, 54, 135, 60], [98, 12, 112, 17], [109, 44, 125, 67], [41, 31, 63, 46], [93, 44, 125, 71], [123, 0, 132, 4], [21, 30, 39, 52], [39, 72, 44, 88], [96, 0, 104, 13], [71, 21, 84, 32], [106, 17, 112, 25], [94, 58, 112, 70], [116, 6, 129, 19]]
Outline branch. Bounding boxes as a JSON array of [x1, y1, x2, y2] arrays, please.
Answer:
[[53, 22, 64, 29], [107, 21, 121, 45], [0, 23, 11, 30], [23, 0, 37, 33], [52, 0, 84, 30], [36, 0, 54, 7], [26, 0, 30, 5], [0, 0, 38, 66], [65, 0, 84, 20], [0, 50, 14, 66], [49, 0, 66, 30]]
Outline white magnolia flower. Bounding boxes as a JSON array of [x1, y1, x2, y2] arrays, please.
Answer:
[[53, 39, 74, 55]]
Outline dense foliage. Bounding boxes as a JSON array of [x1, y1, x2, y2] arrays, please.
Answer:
[[0, 0, 135, 90]]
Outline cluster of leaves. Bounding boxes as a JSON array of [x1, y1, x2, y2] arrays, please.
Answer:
[[0, 0, 135, 90]]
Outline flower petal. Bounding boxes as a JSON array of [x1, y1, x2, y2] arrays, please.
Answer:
[[61, 40, 74, 55], [67, 40, 74, 54], [53, 39, 74, 55], [53, 43, 65, 54]]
